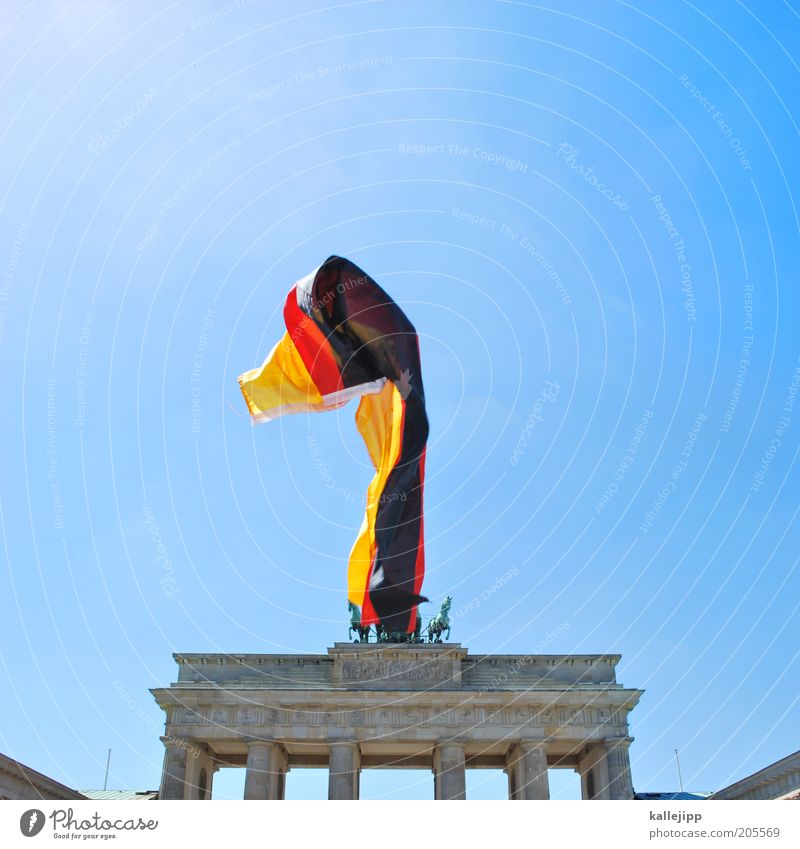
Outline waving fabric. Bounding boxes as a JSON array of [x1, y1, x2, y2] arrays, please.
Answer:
[[238, 255, 428, 634]]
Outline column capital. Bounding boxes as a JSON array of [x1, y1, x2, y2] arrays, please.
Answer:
[[241, 736, 269, 747], [604, 736, 634, 750], [435, 738, 467, 749], [241, 738, 287, 762], [519, 738, 548, 751], [160, 734, 190, 749]]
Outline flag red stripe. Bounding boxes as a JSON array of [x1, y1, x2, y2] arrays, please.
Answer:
[[282, 286, 343, 396]]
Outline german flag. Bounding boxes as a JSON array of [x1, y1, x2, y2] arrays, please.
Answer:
[[238, 256, 428, 634]]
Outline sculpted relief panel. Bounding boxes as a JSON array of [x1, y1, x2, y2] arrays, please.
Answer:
[[166, 699, 627, 736], [340, 659, 452, 684]]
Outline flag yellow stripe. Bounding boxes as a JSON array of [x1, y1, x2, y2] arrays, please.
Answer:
[[237, 332, 327, 421], [347, 380, 404, 607], [238, 332, 408, 614]]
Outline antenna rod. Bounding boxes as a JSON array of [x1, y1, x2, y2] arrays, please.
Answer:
[[103, 748, 112, 791], [674, 748, 684, 792]]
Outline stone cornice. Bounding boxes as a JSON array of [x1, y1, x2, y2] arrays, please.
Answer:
[[172, 648, 622, 665], [711, 749, 800, 799], [168, 647, 626, 691], [151, 686, 643, 704], [0, 753, 87, 800]]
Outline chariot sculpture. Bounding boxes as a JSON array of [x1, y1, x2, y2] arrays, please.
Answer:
[[347, 596, 452, 644]]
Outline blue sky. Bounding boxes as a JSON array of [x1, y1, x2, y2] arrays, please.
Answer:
[[1, 0, 799, 800]]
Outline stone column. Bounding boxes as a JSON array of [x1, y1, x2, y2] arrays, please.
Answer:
[[159, 736, 188, 800], [504, 764, 517, 800], [576, 738, 633, 800], [244, 740, 287, 800], [577, 742, 611, 800], [276, 763, 287, 801], [604, 737, 634, 800], [506, 741, 549, 800], [275, 747, 288, 800], [328, 742, 360, 800], [184, 744, 216, 800], [505, 747, 520, 800], [434, 742, 466, 800]]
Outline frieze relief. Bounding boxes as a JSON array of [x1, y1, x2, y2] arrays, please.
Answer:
[[236, 708, 260, 724], [168, 701, 624, 731], [340, 659, 451, 683]]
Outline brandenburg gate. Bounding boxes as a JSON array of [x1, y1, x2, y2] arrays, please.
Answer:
[[151, 643, 641, 800]]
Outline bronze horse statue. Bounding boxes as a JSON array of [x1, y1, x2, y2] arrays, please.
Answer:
[[427, 596, 452, 643], [349, 604, 427, 643], [348, 601, 371, 643]]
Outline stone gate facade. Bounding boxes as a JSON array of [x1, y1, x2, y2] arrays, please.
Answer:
[[151, 643, 642, 800]]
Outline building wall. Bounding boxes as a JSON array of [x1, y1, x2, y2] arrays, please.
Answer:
[[0, 753, 87, 801]]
